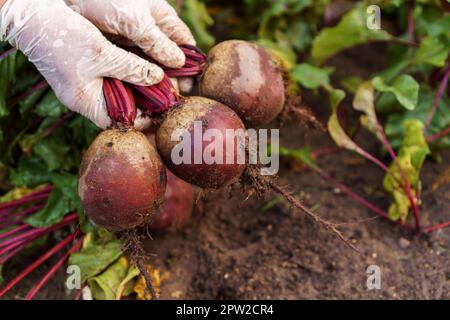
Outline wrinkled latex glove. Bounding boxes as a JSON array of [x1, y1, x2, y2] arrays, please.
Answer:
[[65, 0, 196, 93], [0, 0, 164, 129]]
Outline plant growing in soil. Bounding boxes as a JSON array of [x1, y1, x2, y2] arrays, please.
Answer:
[[274, 2, 450, 235]]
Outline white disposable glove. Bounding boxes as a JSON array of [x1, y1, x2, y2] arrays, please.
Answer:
[[65, 0, 196, 93], [0, 0, 165, 129]]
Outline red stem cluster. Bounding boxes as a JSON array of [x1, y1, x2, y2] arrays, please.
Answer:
[[24, 235, 83, 300], [0, 185, 52, 214], [0, 48, 16, 62], [0, 188, 81, 300], [103, 45, 206, 126], [0, 230, 81, 298], [104, 78, 137, 127], [132, 75, 178, 116], [165, 45, 207, 77]]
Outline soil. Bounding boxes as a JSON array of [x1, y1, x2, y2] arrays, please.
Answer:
[[145, 123, 449, 300]]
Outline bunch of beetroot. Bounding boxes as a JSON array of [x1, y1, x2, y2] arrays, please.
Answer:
[[78, 40, 354, 289], [80, 40, 289, 233]]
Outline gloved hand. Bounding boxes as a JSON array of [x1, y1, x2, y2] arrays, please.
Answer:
[[0, 0, 165, 129], [64, 0, 196, 93]]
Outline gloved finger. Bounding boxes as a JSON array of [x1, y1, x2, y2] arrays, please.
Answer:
[[135, 22, 186, 69], [151, 1, 196, 46], [88, 101, 112, 130], [61, 80, 112, 129], [92, 42, 165, 86], [178, 77, 194, 94], [65, 79, 151, 130]]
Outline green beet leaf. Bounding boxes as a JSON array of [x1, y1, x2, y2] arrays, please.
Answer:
[[88, 257, 139, 300], [383, 119, 430, 222], [312, 5, 393, 64], [291, 63, 333, 90], [412, 37, 450, 67], [68, 233, 123, 284], [34, 91, 68, 118], [372, 75, 419, 111], [9, 155, 52, 188], [180, 0, 215, 50]]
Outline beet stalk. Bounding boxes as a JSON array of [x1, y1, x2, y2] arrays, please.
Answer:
[[25, 237, 83, 300], [0, 231, 79, 298]]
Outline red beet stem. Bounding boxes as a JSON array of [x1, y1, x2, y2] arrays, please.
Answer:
[[0, 224, 30, 241], [0, 213, 77, 249], [102, 44, 203, 121], [10, 80, 49, 106], [125, 84, 136, 114], [423, 221, 450, 233], [0, 204, 45, 226], [166, 67, 203, 77], [180, 45, 207, 62], [24, 235, 83, 300], [103, 78, 137, 127], [0, 231, 79, 298], [0, 237, 35, 257], [425, 67, 450, 131], [0, 48, 17, 62], [134, 86, 167, 110], [111, 78, 137, 126], [427, 127, 450, 143], [127, 45, 205, 74], [0, 241, 29, 265], [132, 77, 177, 115], [0, 187, 52, 213]]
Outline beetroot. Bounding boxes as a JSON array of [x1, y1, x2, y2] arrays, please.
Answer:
[[200, 40, 285, 126], [145, 133, 194, 232], [78, 129, 166, 231], [156, 96, 246, 189], [155, 96, 355, 251], [148, 170, 194, 233]]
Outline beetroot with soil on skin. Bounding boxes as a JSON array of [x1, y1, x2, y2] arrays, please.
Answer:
[[148, 170, 194, 233], [200, 40, 285, 127], [145, 133, 194, 232], [78, 129, 166, 232], [156, 96, 246, 189]]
